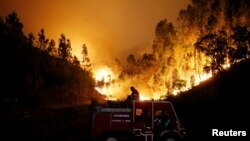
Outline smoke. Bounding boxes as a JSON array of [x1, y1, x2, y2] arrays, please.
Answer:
[[94, 0, 250, 100]]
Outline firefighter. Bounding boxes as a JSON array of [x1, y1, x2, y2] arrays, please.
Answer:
[[130, 86, 139, 101]]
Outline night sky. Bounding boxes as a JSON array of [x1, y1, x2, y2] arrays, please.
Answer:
[[0, 0, 190, 65]]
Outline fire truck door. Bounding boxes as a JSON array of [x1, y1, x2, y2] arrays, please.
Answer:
[[133, 102, 153, 129]]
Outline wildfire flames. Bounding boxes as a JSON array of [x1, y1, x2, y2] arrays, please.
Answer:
[[93, 63, 227, 101], [92, 0, 249, 101], [91, 32, 236, 100], [94, 67, 117, 101]]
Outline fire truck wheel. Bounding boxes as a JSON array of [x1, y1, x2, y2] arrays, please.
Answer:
[[102, 134, 119, 141], [161, 133, 180, 141]]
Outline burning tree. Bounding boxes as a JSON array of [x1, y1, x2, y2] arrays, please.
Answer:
[[119, 0, 249, 99], [195, 30, 230, 73], [94, 0, 250, 101]]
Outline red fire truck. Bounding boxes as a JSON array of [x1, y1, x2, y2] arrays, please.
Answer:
[[91, 100, 186, 141]]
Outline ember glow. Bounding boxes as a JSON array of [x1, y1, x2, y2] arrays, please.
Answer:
[[93, 65, 214, 101], [94, 67, 113, 83], [139, 95, 149, 101], [194, 72, 213, 86], [92, 57, 239, 101], [94, 67, 117, 100], [92, 34, 236, 101], [92, 35, 240, 101]]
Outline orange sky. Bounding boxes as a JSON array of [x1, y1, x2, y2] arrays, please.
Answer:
[[0, 0, 190, 67]]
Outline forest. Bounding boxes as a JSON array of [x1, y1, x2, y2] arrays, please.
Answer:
[[1, 0, 250, 140], [94, 0, 250, 100], [0, 12, 104, 107]]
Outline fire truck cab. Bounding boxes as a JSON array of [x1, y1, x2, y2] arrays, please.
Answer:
[[91, 100, 185, 141]]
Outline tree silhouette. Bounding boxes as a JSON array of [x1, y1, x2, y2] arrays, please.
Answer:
[[58, 34, 72, 62], [206, 14, 218, 31], [0, 17, 5, 32], [153, 19, 175, 60], [73, 56, 80, 66], [5, 12, 23, 37], [195, 30, 229, 73], [47, 39, 57, 56], [0, 12, 102, 109], [125, 54, 137, 75], [27, 32, 35, 46], [38, 28, 49, 50], [81, 44, 92, 72], [229, 25, 250, 63], [127, 54, 136, 66]]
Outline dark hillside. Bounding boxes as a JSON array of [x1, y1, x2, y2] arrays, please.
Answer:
[[1, 13, 104, 141], [1, 43, 99, 106], [168, 59, 250, 140], [0, 13, 104, 107]]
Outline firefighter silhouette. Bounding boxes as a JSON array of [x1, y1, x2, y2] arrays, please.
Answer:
[[127, 86, 140, 101], [130, 86, 140, 101]]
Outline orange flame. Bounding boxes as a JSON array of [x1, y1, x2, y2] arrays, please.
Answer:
[[94, 67, 117, 100], [93, 60, 233, 100]]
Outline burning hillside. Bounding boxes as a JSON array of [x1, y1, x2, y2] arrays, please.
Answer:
[[93, 0, 250, 101]]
